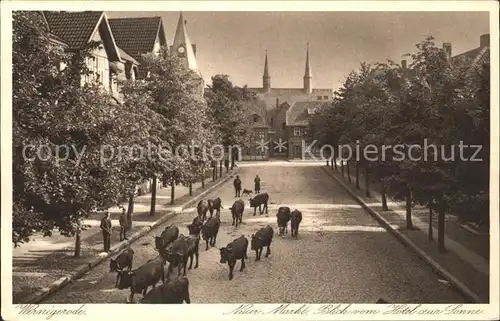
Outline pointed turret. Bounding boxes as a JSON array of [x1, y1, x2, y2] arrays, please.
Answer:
[[303, 43, 312, 94], [172, 12, 200, 75], [263, 50, 271, 92]]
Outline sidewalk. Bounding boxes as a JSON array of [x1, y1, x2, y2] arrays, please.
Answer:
[[322, 165, 490, 303], [12, 169, 235, 303]]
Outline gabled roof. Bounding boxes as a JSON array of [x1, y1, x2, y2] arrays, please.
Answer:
[[43, 11, 121, 61], [243, 100, 269, 128], [172, 12, 200, 75], [43, 11, 103, 49], [286, 101, 325, 126], [108, 16, 166, 61]]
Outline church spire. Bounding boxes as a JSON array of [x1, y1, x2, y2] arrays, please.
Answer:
[[304, 43, 312, 94], [263, 49, 271, 92], [172, 12, 200, 75]]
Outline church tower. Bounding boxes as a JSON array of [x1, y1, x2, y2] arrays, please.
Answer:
[[303, 43, 312, 94], [263, 50, 271, 92], [172, 12, 204, 95]]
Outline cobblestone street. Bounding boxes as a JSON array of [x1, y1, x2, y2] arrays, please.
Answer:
[[41, 164, 465, 303]]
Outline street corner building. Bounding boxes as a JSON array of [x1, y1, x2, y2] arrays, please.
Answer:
[[242, 44, 333, 160], [41, 10, 203, 194]]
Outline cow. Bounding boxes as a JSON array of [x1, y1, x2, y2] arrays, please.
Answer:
[[249, 193, 269, 216], [251, 225, 273, 261], [229, 199, 245, 228], [139, 277, 191, 304], [201, 214, 220, 250], [154, 225, 179, 251], [219, 235, 249, 280], [109, 248, 134, 273], [186, 216, 204, 237], [276, 206, 291, 236], [290, 209, 303, 239], [197, 199, 210, 221], [115, 255, 165, 303], [208, 197, 223, 218], [161, 234, 200, 278]]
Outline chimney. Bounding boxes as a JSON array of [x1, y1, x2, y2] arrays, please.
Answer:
[[443, 42, 452, 58], [480, 34, 490, 48], [401, 59, 407, 69], [276, 97, 279, 108], [192, 44, 197, 57]]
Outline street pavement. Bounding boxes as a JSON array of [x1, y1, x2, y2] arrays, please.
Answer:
[[42, 164, 466, 303]]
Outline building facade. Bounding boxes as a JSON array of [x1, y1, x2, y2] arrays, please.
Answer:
[[246, 44, 334, 159]]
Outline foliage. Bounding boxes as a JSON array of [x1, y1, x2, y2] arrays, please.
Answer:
[[309, 35, 490, 227]]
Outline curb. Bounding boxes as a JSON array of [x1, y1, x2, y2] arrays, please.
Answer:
[[320, 166, 484, 304], [23, 168, 239, 304]]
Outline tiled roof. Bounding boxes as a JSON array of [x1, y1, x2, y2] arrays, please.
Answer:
[[43, 11, 104, 49], [243, 100, 269, 128], [247, 87, 333, 111], [286, 101, 325, 126], [108, 17, 163, 60], [117, 47, 139, 65]]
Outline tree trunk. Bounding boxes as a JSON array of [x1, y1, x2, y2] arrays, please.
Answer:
[[326, 159, 329, 166], [219, 160, 223, 178], [381, 183, 388, 211], [149, 176, 157, 216], [189, 182, 193, 196], [438, 204, 446, 252], [74, 226, 81, 258], [341, 160, 345, 177], [170, 177, 175, 205], [127, 194, 134, 230], [231, 148, 235, 169], [346, 160, 351, 183], [355, 161, 360, 189], [364, 163, 370, 197], [212, 161, 216, 181], [201, 167, 205, 188], [405, 188, 413, 229], [333, 149, 338, 171], [428, 202, 434, 241]]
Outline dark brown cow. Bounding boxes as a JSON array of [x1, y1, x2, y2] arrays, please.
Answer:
[[229, 199, 245, 228], [197, 200, 210, 221], [219, 235, 249, 280], [109, 248, 134, 272], [276, 206, 291, 236], [251, 225, 273, 261], [160, 234, 200, 278], [249, 193, 269, 215], [154, 225, 179, 251], [139, 277, 191, 304], [290, 209, 303, 239], [208, 197, 223, 218], [115, 255, 165, 303], [201, 214, 220, 250]]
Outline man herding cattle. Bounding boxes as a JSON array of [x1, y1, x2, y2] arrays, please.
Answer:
[[119, 208, 128, 241], [100, 212, 112, 253], [233, 175, 242, 197], [254, 174, 261, 194]]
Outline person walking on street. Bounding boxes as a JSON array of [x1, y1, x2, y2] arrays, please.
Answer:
[[119, 208, 128, 241], [100, 212, 112, 252], [233, 175, 242, 197], [254, 174, 261, 194]]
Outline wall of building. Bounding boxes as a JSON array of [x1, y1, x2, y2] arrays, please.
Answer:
[[83, 28, 111, 91], [241, 127, 269, 161]]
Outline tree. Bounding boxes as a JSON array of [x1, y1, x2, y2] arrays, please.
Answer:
[[205, 75, 255, 167], [12, 11, 144, 254]]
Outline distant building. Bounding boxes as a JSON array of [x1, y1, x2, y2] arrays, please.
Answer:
[[450, 34, 490, 70], [245, 44, 334, 159]]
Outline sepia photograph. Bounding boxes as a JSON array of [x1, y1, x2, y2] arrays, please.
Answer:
[[1, 0, 499, 320]]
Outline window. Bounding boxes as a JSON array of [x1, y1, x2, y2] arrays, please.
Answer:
[[270, 117, 274, 126], [282, 122, 286, 130], [323, 95, 329, 100], [257, 131, 265, 140], [253, 114, 260, 123], [317, 96, 322, 100], [294, 127, 301, 137]]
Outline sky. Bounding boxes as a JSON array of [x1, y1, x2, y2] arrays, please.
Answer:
[[106, 11, 490, 91]]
